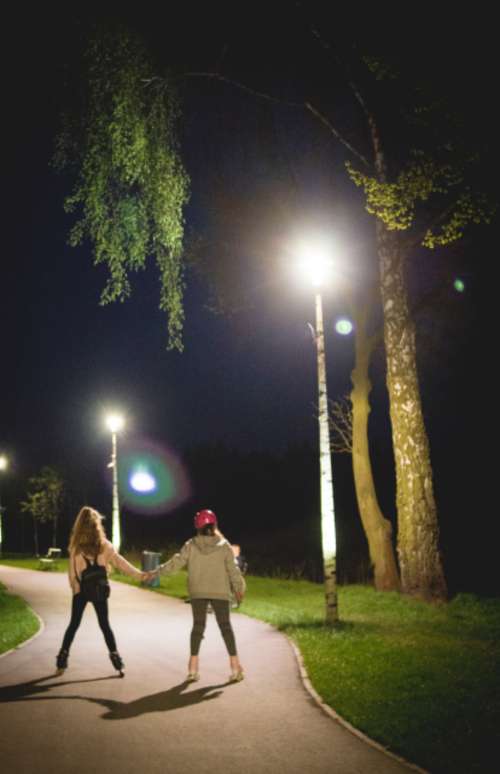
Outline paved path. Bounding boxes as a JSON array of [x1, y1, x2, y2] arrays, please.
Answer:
[[0, 566, 413, 774]]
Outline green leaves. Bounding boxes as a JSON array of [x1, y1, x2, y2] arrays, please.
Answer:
[[423, 190, 496, 247], [20, 466, 64, 524], [56, 29, 190, 350], [346, 156, 495, 244]]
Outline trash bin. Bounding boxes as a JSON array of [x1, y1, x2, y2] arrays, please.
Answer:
[[141, 550, 161, 587]]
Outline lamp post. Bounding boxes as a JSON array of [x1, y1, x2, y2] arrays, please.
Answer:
[[0, 454, 8, 556], [298, 245, 339, 625], [105, 414, 124, 552]]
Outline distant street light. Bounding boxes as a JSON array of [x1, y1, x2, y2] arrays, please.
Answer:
[[296, 241, 339, 625], [105, 414, 124, 551], [0, 454, 8, 556]]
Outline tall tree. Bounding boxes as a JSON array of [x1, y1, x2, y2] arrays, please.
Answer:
[[336, 47, 494, 599], [188, 24, 495, 599], [329, 293, 400, 592], [54, 27, 190, 350], [20, 467, 65, 553]]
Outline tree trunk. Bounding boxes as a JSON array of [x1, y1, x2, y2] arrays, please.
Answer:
[[350, 312, 400, 591], [377, 222, 447, 600], [52, 515, 58, 548], [33, 517, 39, 557]]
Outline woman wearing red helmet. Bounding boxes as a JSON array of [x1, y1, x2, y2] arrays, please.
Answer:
[[148, 508, 246, 683]]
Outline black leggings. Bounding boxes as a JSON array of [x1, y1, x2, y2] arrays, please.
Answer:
[[190, 599, 237, 656], [61, 593, 117, 652]]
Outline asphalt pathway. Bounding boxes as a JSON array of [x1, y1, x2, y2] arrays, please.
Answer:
[[0, 566, 414, 774]]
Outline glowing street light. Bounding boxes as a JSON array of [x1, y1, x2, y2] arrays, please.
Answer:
[[105, 414, 125, 551], [296, 240, 339, 625], [0, 454, 8, 555]]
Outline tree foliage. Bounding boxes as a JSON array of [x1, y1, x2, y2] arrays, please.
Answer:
[[344, 51, 496, 248], [54, 28, 190, 349], [20, 466, 65, 549]]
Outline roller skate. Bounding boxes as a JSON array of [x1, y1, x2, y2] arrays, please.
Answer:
[[109, 651, 125, 677], [56, 648, 69, 675]]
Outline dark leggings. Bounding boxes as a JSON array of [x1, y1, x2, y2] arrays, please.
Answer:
[[190, 599, 237, 656], [61, 593, 117, 652]]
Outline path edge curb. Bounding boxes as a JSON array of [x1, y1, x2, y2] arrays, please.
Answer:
[[285, 634, 429, 774]]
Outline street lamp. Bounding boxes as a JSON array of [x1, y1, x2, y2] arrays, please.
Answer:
[[0, 454, 8, 556], [105, 414, 124, 552], [297, 243, 339, 625]]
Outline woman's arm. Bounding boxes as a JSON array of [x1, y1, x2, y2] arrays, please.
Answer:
[[156, 541, 191, 577], [224, 545, 246, 597], [107, 544, 143, 580], [68, 550, 79, 593]]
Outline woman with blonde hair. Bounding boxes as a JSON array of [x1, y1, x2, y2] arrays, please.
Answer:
[[56, 506, 145, 676]]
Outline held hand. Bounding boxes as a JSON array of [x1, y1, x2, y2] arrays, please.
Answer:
[[235, 591, 244, 604], [146, 570, 159, 583]]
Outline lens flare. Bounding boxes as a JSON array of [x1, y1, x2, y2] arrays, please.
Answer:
[[335, 318, 353, 335], [130, 469, 157, 493], [116, 438, 190, 515]]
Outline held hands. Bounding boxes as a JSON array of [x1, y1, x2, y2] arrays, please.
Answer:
[[141, 570, 158, 584]]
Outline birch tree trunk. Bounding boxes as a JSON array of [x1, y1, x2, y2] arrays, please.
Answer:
[[350, 309, 400, 591], [377, 222, 447, 599]]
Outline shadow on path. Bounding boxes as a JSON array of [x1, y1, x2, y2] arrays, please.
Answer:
[[0, 673, 229, 718], [87, 681, 228, 719], [0, 672, 116, 700]]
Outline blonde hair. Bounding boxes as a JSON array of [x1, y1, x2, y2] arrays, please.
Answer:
[[69, 506, 107, 557]]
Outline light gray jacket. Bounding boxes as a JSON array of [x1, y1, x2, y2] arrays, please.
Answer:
[[158, 535, 246, 602]]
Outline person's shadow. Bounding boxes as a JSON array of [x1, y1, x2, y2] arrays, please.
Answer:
[[0, 673, 229, 718], [87, 680, 226, 719]]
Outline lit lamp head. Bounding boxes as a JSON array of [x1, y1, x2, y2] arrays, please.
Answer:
[[0, 455, 8, 472], [106, 414, 125, 434], [295, 239, 334, 288]]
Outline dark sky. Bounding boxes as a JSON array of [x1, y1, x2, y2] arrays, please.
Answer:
[[1, 5, 496, 586]]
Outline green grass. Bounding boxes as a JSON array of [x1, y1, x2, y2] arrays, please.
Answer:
[[239, 579, 500, 774], [1, 558, 499, 772], [0, 581, 40, 655]]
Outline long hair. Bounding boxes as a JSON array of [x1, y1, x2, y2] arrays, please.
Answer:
[[69, 506, 107, 556]]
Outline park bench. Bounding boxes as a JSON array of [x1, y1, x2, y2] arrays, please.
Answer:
[[38, 547, 62, 570]]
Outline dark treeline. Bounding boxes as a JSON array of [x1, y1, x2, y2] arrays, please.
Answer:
[[2, 441, 496, 595], [3, 443, 368, 584], [120, 443, 369, 585]]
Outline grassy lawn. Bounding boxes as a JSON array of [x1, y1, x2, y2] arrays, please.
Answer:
[[1, 557, 499, 772], [239, 580, 500, 774], [0, 581, 40, 655]]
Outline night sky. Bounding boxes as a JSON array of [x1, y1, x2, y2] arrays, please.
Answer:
[[1, 6, 497, 592]]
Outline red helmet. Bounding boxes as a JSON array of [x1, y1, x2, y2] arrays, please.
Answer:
[[194, 509, 218, 529]]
